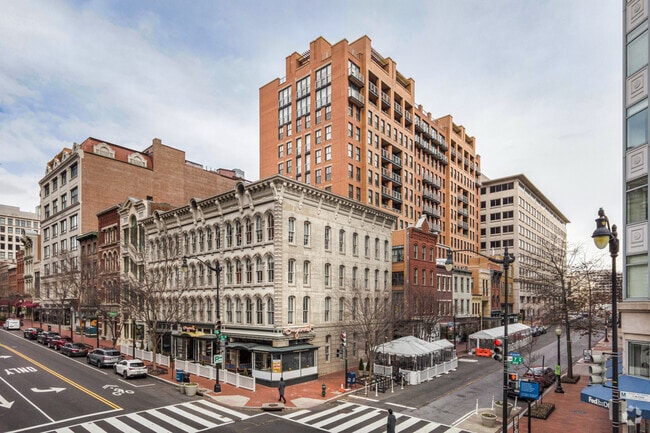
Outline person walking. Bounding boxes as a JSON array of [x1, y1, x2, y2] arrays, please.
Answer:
[[386, 408, 396, 433], [278, 377, 287, 403]]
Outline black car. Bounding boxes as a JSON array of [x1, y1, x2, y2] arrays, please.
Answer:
[[23, 327, 43, 340], [37, 331, 60, 345], [61, 342, 91, 357]]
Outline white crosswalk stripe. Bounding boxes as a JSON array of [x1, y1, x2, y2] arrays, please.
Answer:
[[281, 402, 473, 433], [42, 400, 250, 433]]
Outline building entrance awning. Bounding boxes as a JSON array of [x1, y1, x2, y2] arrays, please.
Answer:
[[580, 375, 650, 418]]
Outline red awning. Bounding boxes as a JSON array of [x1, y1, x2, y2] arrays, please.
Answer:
[[11, 300, 22, 307], [22, 302, 39, 308]]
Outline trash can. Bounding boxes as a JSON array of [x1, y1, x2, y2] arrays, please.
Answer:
[[47, 325, 52, 331], [182, 372, 191, 383], [175, 369, 184, 382]]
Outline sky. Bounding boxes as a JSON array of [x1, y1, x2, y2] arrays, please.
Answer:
[[0, 0, 622, 262]]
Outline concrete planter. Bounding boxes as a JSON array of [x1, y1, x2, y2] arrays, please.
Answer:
[[184, 382, 198, 397], [480, 412, 497, 427], [495, 401, 514, 418]]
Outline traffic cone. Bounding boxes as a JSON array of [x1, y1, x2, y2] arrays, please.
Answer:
[[340, 383, 345, 393]]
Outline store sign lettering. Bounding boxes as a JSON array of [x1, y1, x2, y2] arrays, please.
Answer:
[[283, 325, 313, 338]]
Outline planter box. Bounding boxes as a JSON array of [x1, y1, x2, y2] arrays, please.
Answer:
[[184, 383, 198, 397], [480, 412, 497, 427]]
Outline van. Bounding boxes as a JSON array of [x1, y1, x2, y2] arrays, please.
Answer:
[[3, 319, 21, 330]]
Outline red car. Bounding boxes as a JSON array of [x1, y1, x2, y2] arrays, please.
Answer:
[[523, 366, 556, 388], [49, 336, 73, 350]]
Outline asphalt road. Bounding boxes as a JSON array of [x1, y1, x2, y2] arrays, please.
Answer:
[[0, 329, 200, 432]]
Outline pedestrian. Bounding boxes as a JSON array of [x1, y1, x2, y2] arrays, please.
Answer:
[[278, 377, 287, 403], [386, 408, 396, 433]]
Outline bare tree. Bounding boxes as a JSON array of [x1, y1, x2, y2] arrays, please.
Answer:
[[523, 241, 601, 380], [120, 254, 189, 371], [343, 283, 393, 371], [393, 284, 446, 342]]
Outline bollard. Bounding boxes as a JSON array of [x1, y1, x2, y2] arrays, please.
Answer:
[[321, 383, 326, 397]]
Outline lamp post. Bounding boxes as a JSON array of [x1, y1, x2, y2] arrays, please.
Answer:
[[182, 256, 222, 393], [446, 246, 515, 431], [591, 208, 620, 433], [555, 327, 564, 393]]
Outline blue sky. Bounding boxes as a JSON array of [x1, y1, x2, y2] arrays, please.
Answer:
[[0, 0, 621, 259]]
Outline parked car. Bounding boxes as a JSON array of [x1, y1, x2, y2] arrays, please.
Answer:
[[523, 366, 555, 388], [113, 359, 148, 379], [49, 336, 73, 350], [37, 331, 59, 345], [87, 348, 121, 368], [23, 327, 43, 339], [61, 342, 91, 357], [3, 319, 21, 330]]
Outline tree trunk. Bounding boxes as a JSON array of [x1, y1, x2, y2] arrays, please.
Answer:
[[564, 323, 574, 379]]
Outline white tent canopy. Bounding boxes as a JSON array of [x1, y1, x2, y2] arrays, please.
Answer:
[[374, 336, 454, 356], [468, 323, 531, 340]]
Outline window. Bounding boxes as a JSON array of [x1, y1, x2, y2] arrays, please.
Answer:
[[235, 220, 242, 246], [339, 297, 345, 321], [627, 177, 648, 224], [325, 166, 332, 181], [267, 298, 274, 324], [626, 254, 648, 298], [352, 233, 358, 255], [301, 296, 311, 323], [70, 162, 78, 178], [226, 223, 233, 247], [324, 226, 331, 250], [364, 235, 370, 257], [267, 256, 274, 282], [267, 214, 274, 240], [627, 341, 650, 378], [256, 298, 263, 324], [235, 298, 242, 323], [288, 218, 295, 243], [627, 29, 648, 77], [278, 144, 284, 158], [61, 193, 67, 209], [288, 296, 295, 324], [324, 297, 331, 322], [303, 261, 310, 285], [245, 298, 252, 324], [325, 146, 331, 161], [315, 149, 322, 164], [339, 230, 346, 253], [325, 125, 332, 141], [627, 100, 648, 149], [288, 259, 295, 284], [315, 129, 322, 144]]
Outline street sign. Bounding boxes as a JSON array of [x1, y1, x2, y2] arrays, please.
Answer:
[[214, 355, 223, 364], [519, 380, 540, 400]]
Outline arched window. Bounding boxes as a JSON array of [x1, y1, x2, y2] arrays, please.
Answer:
[[245, 298, 252, 324], [225, 260, 233, 285], [302, 296, 310, 323], [324, 296, 331, 322], [235, 259, 242, 284], [266, 214, 274, 240], [255, 297, 263, 324], [303, 261, 310, 285], [245, 258, 252, 284], [245, 218, 252, 245], [255, 215, 263, 243], [235, 297, 242, 323], [235, 220, 242, 246], [267, 256, 274, 282], [267, 298, 274, 324], [256, 257, 263, 283], [226, 298, 233, 323], [225, 222, 233, 247], [288, 259, 295, 284], [288, 296, 295, 324]]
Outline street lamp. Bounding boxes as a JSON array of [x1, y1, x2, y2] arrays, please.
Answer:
[[555, 327, 564, 393], [446, 246, 515, 430], [591, 207, 620, 433], [182, 256, 223, 393]]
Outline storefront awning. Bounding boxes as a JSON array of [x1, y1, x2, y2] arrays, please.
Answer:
[[227, 342, 317, 353], [580, 375, 650, 418], [22, 302, 39, 308]]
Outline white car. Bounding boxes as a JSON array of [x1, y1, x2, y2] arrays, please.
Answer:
[[113, 359, 148, 379], [3, 319, 21, 330]]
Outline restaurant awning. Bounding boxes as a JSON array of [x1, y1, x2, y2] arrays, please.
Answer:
[[227, 342, 317, 353], [22, 302, 39, 308], [580, 375, 650, 418]]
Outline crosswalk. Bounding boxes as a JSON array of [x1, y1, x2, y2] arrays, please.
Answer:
[[282, 402, 472, 433], [44, 400, 251, 433]]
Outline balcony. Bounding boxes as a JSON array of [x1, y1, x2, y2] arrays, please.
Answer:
[[392, 190, 402, 203], [348, 67, 365, 87], [391, 173, 402, 185], [391, 154, 402, 167], [368, 82, 379, 98], [458, 207, 469, 217], [439, 137, 448, 151], [404, 111, 413, 126], [458, 194, 469, 204], [422, 125, 432, 139], [422, 173, 441, 189], [381, 92, 391, 109], [348, 88, 365, 107], [414, 119, 423, 133], [457, 220, 469, 230], [381, 167, 392, 180], [394, 102, 403, 116]]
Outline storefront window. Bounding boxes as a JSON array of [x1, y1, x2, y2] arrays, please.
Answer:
[[300, 350, 314, 368], [282, 352, 300, 371]]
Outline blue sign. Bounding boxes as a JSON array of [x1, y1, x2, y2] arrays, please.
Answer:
[[519, 380, 540, 400], [509, 352, 520, 357]]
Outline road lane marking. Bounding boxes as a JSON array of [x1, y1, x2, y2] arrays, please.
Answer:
[[0, 375, 53, 422], [0, 343, 121, 410], [386, 401, 416, 410]]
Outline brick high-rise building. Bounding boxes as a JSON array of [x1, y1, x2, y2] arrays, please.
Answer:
[[38, 137, 242, 319], [259, 36, 481, 268]]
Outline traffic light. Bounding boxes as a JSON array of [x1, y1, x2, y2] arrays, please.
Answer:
[[215, 321, 222, 336], [508, 372, 519, 394], [336, 348, 342, 358], [508, 372, 518, 382], [589, 353, 608, 385], [492, 337, 504, 361], [341, 331, 347, 346]]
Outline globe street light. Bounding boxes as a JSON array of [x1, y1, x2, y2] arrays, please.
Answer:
[[554, 327, 564, 393], [591, 208, 620, 433], [446, 246, 515, 430], [182, 257, 223, 393]]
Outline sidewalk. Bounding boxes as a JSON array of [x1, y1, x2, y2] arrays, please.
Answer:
[[23, 319, 616, 431]]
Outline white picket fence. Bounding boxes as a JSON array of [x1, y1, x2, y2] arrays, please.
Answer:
[[119, 345, 170, 368], [372, 357, 458, 385]]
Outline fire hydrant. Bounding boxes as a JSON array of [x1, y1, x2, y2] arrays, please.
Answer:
[[321, 383, 326, 397]]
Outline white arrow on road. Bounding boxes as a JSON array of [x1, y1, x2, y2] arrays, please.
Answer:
[[0, 394, 14, 409], [0, 356, 11, 359], [31, 387, 66, 393]]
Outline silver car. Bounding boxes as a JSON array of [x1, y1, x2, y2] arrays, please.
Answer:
[[87, 348, 121, 368]]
